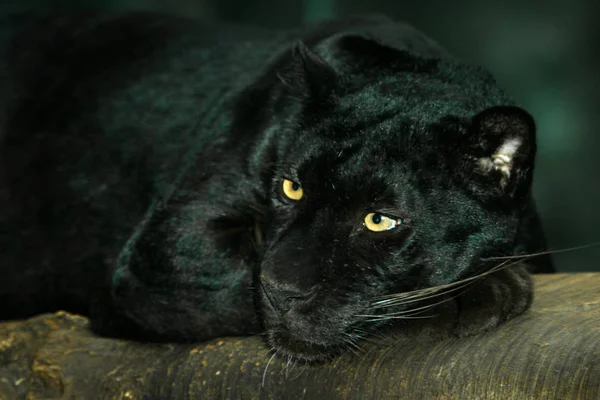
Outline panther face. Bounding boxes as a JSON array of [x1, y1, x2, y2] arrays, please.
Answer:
[[252, 40, 536, 361]]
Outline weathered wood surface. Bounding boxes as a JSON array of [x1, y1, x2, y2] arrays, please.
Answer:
[[1, 273, 599, 400]]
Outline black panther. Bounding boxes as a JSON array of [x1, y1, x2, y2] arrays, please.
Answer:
[[0, 12, 553, 362]]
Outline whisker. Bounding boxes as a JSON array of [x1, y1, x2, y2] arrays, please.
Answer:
[[284, 355, 292, 372], [360, 304, 442, 320], [341, 337, 362, 357], [351, 328, 381, 345], [361, 280, 475, 322], [481, 241, 600, 261], [373, 273, 473, 302], [374, 257, 519, 303], [371, 278, 477, 309], [284, 358, 303, 380], [362, 314, 437, 322], [262, 351, 278, 387], [372, 274, 473, 301], [289, 360, 309, 380], [260, 348, 274, 358], [375, 284, 472, 318], [344, 333, 364, 352]]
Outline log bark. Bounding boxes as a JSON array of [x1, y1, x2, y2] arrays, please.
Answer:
[[1, 273, 599, 399]]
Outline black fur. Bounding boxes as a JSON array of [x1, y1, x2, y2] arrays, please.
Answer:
[[0, 12, 553, 361]]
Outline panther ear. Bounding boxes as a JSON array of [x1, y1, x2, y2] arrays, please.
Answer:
[[469, 106, 537, 200], [314, 23, 447, 75], [281, 41, 337, 101]]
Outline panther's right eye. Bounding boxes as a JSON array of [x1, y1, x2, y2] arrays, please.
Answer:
[[282, 179, 304, 201], [364, 212, 402, 232]]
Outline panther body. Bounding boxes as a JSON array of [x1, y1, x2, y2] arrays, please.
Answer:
[[0, 13, 553, 361]]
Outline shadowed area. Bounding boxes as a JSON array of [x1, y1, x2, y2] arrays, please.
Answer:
[[1, 273, 598, 399]]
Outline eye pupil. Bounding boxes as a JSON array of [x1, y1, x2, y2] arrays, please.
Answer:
[[371, 213, 382, 224], [292, 182, 300, 191]]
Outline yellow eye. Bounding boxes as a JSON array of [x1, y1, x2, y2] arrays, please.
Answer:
[[282, 179, 304, 201], [364, 212, 401, 232]]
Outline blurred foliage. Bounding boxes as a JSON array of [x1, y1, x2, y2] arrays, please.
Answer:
[[2, 0, 598, 271]]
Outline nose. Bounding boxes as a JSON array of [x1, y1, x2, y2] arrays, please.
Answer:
[[260, 275, 315, 315]]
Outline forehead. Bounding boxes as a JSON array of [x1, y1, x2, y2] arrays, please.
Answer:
[[286, 136, 412, 208], [279, 77, 471, 196], [287, 126, 471, 206], [337, 76, 479, 127]]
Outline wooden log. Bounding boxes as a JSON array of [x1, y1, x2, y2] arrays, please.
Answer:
[[1, 273, 599, 399]]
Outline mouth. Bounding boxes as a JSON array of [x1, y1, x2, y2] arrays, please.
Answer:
[[266, 328, 341, 363]]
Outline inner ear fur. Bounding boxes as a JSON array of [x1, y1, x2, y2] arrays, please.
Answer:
[[469, 106, 537, 202]]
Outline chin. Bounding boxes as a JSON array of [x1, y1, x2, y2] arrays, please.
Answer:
[[265, 327, 343, 363]]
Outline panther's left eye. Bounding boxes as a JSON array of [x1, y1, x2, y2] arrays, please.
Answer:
[[282, 179, 304, 201], [364, 212, 402, 232]]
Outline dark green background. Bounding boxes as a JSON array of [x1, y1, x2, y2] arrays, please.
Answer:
[[2, 0, 599, 272]]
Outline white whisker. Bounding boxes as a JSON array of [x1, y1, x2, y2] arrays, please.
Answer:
[[341, 337, 362, 357], [360, 275, 478, 322], [262, 351, 277, 387], [363, 314, 437, 322], [371, 278, 477, 309], [374, 258, 518, 303], [373, 284, 472, 318], [481, 241, 600, 261]]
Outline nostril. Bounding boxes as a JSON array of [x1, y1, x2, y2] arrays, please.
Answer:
[[279, 291, 310, 313], [260, 277, 315, 314]]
